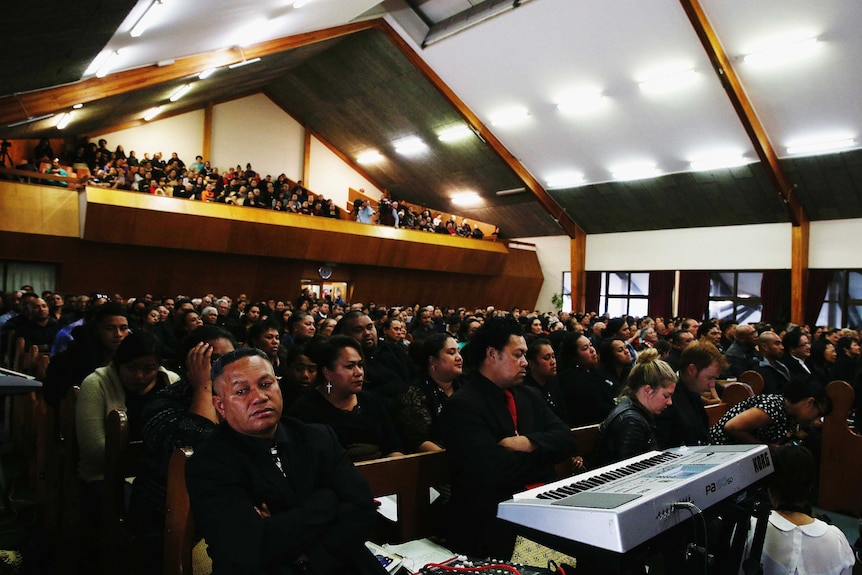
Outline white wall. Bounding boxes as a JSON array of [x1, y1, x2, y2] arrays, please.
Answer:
[[810, 219, 862, 269], [211, 94, 304, 180], [514, 235, 570, 312], [95, 110, 205, 165], [308, 135, 383, 208], [585, 223, 793, 271]]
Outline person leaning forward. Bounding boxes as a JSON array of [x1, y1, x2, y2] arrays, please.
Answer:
[[185, 348, 386, 575]]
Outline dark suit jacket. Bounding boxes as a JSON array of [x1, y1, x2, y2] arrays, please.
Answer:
[[655, 384, 709, 449], [186, 418, 385, 575], [441, 374, 576, 558]]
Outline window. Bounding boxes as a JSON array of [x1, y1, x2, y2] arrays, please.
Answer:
[[0, 261, 57, 294], [561, 271, 572, 313], [816, 271, 862, 327], [707, 272, 762, 322], [599, 272, 648, 317]]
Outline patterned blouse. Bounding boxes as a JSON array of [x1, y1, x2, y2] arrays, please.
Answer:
[[709, 394, 796, 445]]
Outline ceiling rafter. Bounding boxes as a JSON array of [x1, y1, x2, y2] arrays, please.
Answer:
[[0, 20, 377, 127], [679, 0, 807, 227]]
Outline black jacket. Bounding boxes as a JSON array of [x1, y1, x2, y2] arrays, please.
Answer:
[[655, 384, 709, 449], [597, 397, 657, 466], [186, 418, 385, 575], [441, 374, 576, 558]]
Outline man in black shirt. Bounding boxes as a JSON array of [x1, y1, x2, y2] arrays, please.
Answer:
[[656, 341, 727, 448]]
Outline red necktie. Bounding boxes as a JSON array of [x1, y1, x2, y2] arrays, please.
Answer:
[[504, 389, 519, 436]]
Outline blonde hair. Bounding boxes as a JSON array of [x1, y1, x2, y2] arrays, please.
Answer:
[[619, 348, 676, 399]]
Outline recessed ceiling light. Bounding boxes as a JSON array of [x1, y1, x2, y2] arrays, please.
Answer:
[[490, 107, 530, 127], [638, 68, 698, 94], [169, 84, 193, 102], [437, 125, 473, 142], [451, 192, 483, 206], [546, 172, 585, 189], [786, 137, 856, 156], [72, 103, 84, 109], [394, 136, 428, 156], [743, 37, 819, 67], [611, 163, 661, 181], [143, 106, 163, 121], [356, 151, 383, 164]]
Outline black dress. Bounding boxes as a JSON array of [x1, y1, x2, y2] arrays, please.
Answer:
[[286, 389, 403, 461], [558, 366, 618, 427]]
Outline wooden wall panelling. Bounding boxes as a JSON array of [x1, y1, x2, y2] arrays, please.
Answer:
[[0, 230, 540, 309], [80, 188, 508, 275]]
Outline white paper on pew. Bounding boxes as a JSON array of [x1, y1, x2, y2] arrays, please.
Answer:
[[382, 538, 455, 574], [374, 488, 442, 522]]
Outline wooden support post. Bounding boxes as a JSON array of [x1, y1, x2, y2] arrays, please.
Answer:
[[791, 219, 809, 324], [571, 233, 586, 313]]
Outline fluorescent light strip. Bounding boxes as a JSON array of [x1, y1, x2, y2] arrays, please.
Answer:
[[131, 0, 167, 38], [96, 51, 121, 78], [143, 106, 163, 121], [611, 164, 661, 181], [689, 155, 747, 171], [7, 113, 55, 128], [786, 138, 856, 156], [638, 69, 697, 94], [394, 136, 427, 156], [437, 125, 472, 142], [743, 37, 819, 67], [546, 173, 585, 189], [356, 151, 383, 164], [557, 92, 605, 114], [56, 113, 73, 130], [228, 57, 261, 69], [198, 68, 217, 80], [169, 84, 192, 102], [490, 108, 529, 127], [451, 192, 482, 206]]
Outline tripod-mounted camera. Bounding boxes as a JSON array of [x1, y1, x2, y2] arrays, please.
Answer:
[[0, 140, 12, 168]]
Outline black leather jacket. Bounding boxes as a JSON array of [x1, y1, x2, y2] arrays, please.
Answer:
[[597, 397, 657, 466]]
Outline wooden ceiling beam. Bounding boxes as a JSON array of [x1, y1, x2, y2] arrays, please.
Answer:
[[679, 0, 806, 227], [374, 20, 585, 240], [0, 21, 376, 127]]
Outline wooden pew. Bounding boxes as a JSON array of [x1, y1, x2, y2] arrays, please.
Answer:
[[58, 387, 82, 574], [737, 370, 765, 395], [102, 409, 144, 569], [163, 447, 199, 575], [355, 450, 450, 543], [721, 383, 754, 407], [705, 402, 730, 428], [818, 380, 862, 517]]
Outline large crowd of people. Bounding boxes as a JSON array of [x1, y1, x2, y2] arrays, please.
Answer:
[[17, 137, 490, 236], [0, 285, 858, 573]]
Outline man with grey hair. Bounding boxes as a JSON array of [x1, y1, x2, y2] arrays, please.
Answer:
[[186, 348, 386, 575]]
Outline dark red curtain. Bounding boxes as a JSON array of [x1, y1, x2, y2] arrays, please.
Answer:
[[678, 271, 710, 320], [648, 271, 675, 320], [805, 269, 833, 327], [760, 270, 790, 325], [585, 271, 601, 314]]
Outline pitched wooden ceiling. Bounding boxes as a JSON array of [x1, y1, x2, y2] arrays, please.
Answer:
[[2, 0, 861, 238]]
